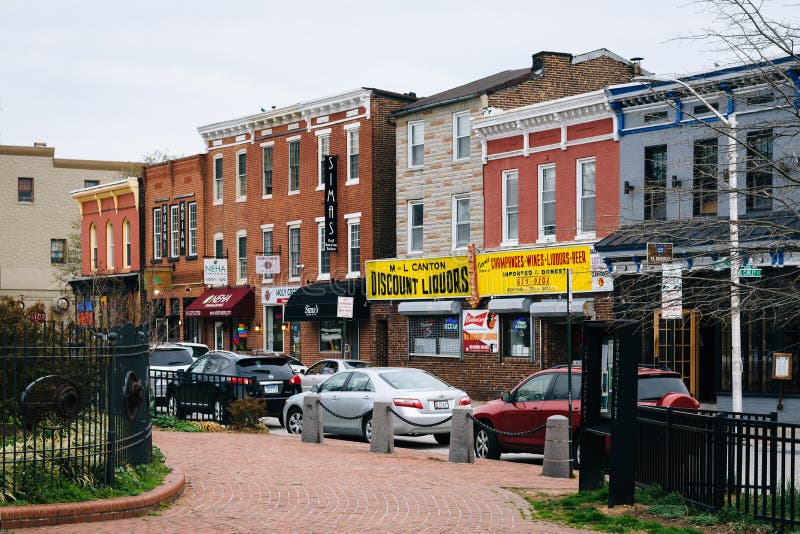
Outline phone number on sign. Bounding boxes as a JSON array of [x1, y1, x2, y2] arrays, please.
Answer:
[[516, 276, 550, 286]]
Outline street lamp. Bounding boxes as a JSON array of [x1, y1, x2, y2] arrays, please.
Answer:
[[633, 75, 742, 413]]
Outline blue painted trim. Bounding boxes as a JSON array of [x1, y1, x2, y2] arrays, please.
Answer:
[[770, 249, 785, 266], [682, 252, 693, 270], [603, 257, 615, 273], [785, 68, 800, 109], [668, 92, 683, 122], [708, 252, 718, 262], [719, 82, 735, 116], [619, 115, 722, 136], [632, 255, 642, 272], [610, 101, 624, 138]]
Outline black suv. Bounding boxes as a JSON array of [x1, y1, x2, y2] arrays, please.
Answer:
[[166, 350, 301, 424]]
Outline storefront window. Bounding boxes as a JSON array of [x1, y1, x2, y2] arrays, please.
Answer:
[[503, 315, 531, 357], [183, 297, 199, 342], [320, 320, 342, 352], [408, 316, 460, 357], [266, 307, 284, 352]]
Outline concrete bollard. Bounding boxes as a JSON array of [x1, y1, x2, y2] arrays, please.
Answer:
[[541, 415, 571, 478], [369, 401, 394, 454], [301, 393, 324, 444], [448, 406, 474, 464]]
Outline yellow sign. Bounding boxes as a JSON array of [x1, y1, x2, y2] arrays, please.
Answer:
[[144, 269, 172, 291], [477, 246, 592, 296], [366, 256, 471, 300]]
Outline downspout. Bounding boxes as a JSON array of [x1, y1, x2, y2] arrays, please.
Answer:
[[668, 91, 683, 122], [719, 82, 735, 117], [609, 101, 624, 137]]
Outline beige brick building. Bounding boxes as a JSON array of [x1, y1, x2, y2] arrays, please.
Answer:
[[0, 143, 142, 317]]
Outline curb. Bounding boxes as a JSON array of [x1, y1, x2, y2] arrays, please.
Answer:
[[0, 462, 184, 530]]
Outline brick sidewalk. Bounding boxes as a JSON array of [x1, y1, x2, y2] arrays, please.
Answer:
[[13, 430, 592, 533]]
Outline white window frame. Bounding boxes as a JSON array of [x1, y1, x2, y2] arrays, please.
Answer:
[[91, 223, 98, 271], [123, 218, 131, 268], [213, 154, 223, 205], [153, 208, 162, 260], [345, 122, 360, 185], [106, 222, 114, 269], [261, 142, 274, 199], [170, 204, 179, 258], [408, 200, 423, 254], [502, 169, 519, 246], [345, 212, 361, 278], [287, 137, 301, 195], [236, 230, 247, 285], [452, 111, 471, 161], [538, 163, 556, 243], [260, 224, 274, 283], [408, 120, 424, 168], [316, 131, 330, 190], [188, 202, 197, 257], [316, 218, 331, 281], [451, 195, 470, 250], [213, 232, 224, 259], [236, 149, 247, 201], [576, 157, 596, 238], [287, 221, 301, 281]]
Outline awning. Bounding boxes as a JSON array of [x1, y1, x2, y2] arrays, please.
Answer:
[[398, 300, 462, 316], [488, 297, 532, 314], [185, 287, 255, 318], [284, 280, 368, 322], [529, 298, 594, 317]]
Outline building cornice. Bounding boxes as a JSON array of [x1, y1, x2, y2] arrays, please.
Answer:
[[70, 177, 140, 215]]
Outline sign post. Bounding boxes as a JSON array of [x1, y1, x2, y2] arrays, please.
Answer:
[[773, 353, 792, 410], [566, 268, 574, 473], [337, 296, 353, 359]]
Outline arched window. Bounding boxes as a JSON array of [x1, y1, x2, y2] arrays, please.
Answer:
[[123, 219, 131, 268], [106, 222, 114, 269], [90, 223, 98, 271]]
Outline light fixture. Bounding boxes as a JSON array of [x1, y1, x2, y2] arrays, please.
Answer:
[[153, 289, 160, 296], [672, 175, 681, 188], [281, 323, 288, 331], [254, 323, 261, 332], [624, 181, 635, 195]]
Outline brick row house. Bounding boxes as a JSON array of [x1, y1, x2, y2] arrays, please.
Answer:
[[366, 49, 639, 398], [143, 89, 416, 362]]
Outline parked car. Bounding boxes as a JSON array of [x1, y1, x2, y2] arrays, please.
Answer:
[[283, 367, 471, 444], [300, 358, 370, 391], [471, 364, 700, 463], [149, 344, 195, 405], [174, 341, 210, 359], [248, 350, 307, 375], [166, 350, 301, 424]]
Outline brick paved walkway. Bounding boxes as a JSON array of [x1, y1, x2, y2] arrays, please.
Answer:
[[15, 430, 592, 533]]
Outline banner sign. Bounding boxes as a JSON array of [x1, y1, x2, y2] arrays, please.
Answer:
[[204, 258, 228, 286], [323, 155, 338, 252], [255, 255, 281, 275], [476, 246, 592, 296], [366, 256, 471, 300], [160, 204, 168, 259], [591, 254, 614, 292], [661, 262, 683, 319], [462, 310, 499, 353], [179, 202, 186, 256], [261, 285, 299, 305]]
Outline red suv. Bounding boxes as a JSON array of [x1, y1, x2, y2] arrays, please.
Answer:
[[472, 365, 699, 463]]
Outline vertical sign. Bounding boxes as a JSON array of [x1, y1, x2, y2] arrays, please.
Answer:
[[160, 204, 168, 259], [324, 155, 338, 251], [179, 201, 186, 256], [661, 262, 683, 319]]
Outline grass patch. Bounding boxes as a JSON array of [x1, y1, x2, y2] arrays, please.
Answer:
[[2, 447, 171, 506], [151, 413, 202, 432], [514, 485, 773, 534]]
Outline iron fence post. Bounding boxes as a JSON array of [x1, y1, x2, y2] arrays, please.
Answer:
[[712, 411, 725, 510], [665, 407, 672, 493]]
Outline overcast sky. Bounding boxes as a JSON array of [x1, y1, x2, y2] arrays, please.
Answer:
[[0, 0, 796, 162]]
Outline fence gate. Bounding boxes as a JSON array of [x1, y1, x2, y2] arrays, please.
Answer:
[[653, 310, 699, 398]]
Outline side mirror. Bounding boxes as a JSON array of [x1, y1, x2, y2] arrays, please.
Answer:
[[311, 385, 319, 393], [301, 369, 306, 375], [500, 391, 511, 402]]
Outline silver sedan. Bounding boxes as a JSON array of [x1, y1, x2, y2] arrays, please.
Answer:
[[299, 358, 370, 391], [283, 367, 471, 445]]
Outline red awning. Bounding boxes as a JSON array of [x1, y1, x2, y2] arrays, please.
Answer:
[[185, 287, 255, 318]]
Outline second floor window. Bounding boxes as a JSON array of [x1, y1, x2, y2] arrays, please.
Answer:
[[123, 219, 131, 267], [539, 164, 556, 239], [91, 224, 98, 270], [578, 158, 596, 234], [289, 226, 301, 278], [237, 151, 247, 199], [106, 222, 115, 269], [237, 234, 247, 281], [262, 229, 274, 280], [214, 235, 224, 259], [693, 138, 718, 216], [18, 177, 33, 203], [746, 129, 773, 212], [347, 128, 359, 181], [409, 201, 423, 253], [453, 196, 470, 249], [84, 179, 100, 188], [289, 140, 300, 192], [170, 205, 179, 258], [502, 170, 519, 243], [453, 112, 470, 160], [318, 223, 330, 277], [318, 135, 330, 186], [644, 145, 667, 221], [153, 208, 162, 260], [188, 202, 197, 257], [409, 121, 424, 167], [262, 145, 273, 196], [214, 156, 223, 202], [349, 222, 360, 274], [50, 239, 65, 264]]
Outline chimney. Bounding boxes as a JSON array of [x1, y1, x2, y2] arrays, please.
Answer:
[[33, 141, 47, 147], [630, 57, 644, 76]]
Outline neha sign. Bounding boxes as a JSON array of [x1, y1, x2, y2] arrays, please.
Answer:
[[203, 258, 228, 286], [477, 246, 592, 296], [366, 256, 471, 300]]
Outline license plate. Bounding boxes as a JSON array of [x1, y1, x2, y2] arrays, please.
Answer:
[[263, 384, 279, 394], [434, 400, 449, 410]]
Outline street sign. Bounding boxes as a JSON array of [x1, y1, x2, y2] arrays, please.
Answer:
[[712, 259, 731, 271], [647, 242, 673, 264], [739, 267, 762, 278]]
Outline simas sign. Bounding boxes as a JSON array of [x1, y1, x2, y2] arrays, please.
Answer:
[[462, 310, 499, 353], [366, 256, 471, 300], [323, 155, 338, 252]]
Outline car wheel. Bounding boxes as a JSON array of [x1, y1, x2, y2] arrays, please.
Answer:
[[571, 430, 582, 470], [474, 423, 501, 460], [361, 413, 373, 443], [286, 407, 303, 434], [167, 394, 184, 419], [433, 433, 451, 445]]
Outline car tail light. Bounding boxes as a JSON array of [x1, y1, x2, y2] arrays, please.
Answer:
[[393, 398, 423, 409], [228, 377, 250, 385], [289, 374, 301, 386], [458, 396, 471, 406]]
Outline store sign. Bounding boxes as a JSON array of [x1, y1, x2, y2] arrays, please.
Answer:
[[647, 242, 673, 265], [323, 155, 338, 252], [161, 204, 168, 258], [462, 310, 499, 353], [337, 296, 354, 318], [256, 255, 281, 275], [591, 254, 614, 292], [366, 256, 471, 300], [261, 285, 299, 305], [661, 262, 683, 319], [477, 246, 592, 296], [203, 258, 228, 286], [144, 268, 172, 291], [179, 201, 186, 256]]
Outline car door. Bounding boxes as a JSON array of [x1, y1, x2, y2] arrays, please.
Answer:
[[335, 372, 374, 435], [315, 371, 351, 432], [195, 353, 224, 411], [493, 373, 555, 451], [178, 355, 209, 411], [302, 360, 330, 391], [540, 373, 582, 432]]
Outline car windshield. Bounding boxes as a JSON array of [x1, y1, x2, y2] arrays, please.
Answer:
[[637, 376, 690, 401], [379, 370, 450, 390], [237, 358, 292, 379], [343, 361, 369, 369], [149, 349, 193, 366]]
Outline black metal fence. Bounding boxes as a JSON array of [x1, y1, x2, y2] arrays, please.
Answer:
[[637, 405, 799, 530], [150, 369, 255, 425], [0, 322, 151, 503]]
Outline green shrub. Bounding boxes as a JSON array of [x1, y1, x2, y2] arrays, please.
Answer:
[[151, 413, 201, 432], [227, 398, 266, 429]]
